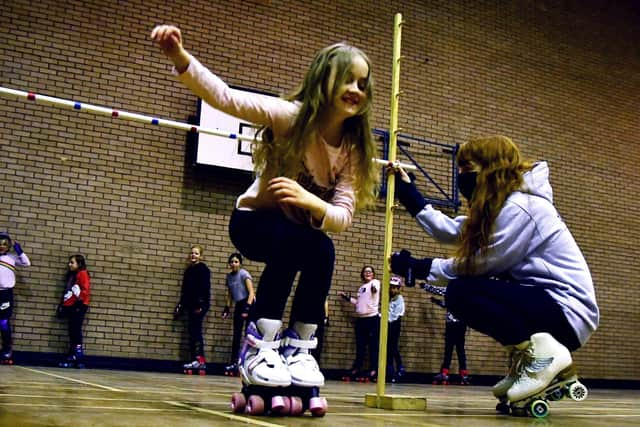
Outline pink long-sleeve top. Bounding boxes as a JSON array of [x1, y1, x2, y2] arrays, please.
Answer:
[[350, 279, 380, 318], [175, 55, 357, 233]]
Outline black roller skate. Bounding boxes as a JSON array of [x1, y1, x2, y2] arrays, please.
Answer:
[[432, 368, 449, 385], [224, 361, 239, 377], [342, 368, 358, 382], [390, 366, 405, 383], [59, 345, 84, 369], [458, 369, 471, 385], [183, 355, 206, 375], [354, 369, 377, 383], [0, 349, 13, 365]]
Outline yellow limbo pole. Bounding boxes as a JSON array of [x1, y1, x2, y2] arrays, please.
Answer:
[[365, 12, 427, 411], [376, 11, 403, 398]]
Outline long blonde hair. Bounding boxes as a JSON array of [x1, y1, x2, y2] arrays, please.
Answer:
[[455, 136, 533, 274], [252, 43, 379, 209]]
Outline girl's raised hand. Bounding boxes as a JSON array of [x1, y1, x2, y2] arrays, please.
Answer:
[[150, 25, 190, 72], [150, 25, 182, 54]]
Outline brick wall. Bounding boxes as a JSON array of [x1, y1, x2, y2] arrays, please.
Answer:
[[0, 0, 638, 380]]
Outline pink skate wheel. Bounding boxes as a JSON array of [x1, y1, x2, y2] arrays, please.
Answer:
[[231, 392, 246, 413], [309, 396, 328, 417], [246, 395, 265, 415], [289, 396, 304, 416], [274, 396, 291, 415], [198, 369, 206, 376], [271, 395, 285, 413]]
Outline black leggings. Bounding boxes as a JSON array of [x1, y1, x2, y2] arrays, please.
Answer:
[[187, 308, 208, 358], [441, 321, 467, 370], [353, 315, 380, 372], [68, 303, 88, 348], [445, 277, 581, 351], [387, 319, 403, 372], [231, 299, 249, 361], [229, 209, 335, 325]]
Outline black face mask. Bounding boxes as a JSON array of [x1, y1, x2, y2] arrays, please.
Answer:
[[457, 171, 477, 201]]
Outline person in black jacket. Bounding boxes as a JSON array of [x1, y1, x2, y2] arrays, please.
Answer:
[[174, 245, 211, 374]]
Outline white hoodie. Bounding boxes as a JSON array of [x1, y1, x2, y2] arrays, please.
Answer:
[[0, 252, 31, 289]]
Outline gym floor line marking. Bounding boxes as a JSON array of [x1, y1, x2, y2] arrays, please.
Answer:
[[335, 413, 640, 418], [0, 402, 189, 412], [17, 366, 124, 392], [164, 400, 283, 427], [0, 393, 197, 403]]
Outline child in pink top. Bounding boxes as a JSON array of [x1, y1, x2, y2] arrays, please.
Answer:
[[339, 265, 380, 381], [152, 25, 379, 391]]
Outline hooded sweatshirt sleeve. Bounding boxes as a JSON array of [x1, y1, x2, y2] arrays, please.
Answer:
[[414, 205, 467, 244], [428, 199, 537, 283]]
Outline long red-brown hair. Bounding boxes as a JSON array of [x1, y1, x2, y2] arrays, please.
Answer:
[[455, 136, 533, 274]]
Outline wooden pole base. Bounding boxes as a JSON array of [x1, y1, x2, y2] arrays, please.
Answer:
[[364, 393, 427, 410]]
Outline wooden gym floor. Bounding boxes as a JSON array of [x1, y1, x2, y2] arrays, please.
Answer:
[[1, 365, 639, 426]]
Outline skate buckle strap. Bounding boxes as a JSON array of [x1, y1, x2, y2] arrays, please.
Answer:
[[282, 336, 317, 350], [246, 334, 281, 350], [247, 348, 286, 373]]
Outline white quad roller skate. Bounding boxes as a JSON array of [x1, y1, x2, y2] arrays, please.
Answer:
[[494, 345, 526, 413], [497, 333, 588, 418], [231, 318, 292, 416], [279, 322, 328, 417]]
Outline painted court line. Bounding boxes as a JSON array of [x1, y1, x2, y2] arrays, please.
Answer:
[[164, 400, 283, 427], [17, 366, 124, 392], [1, 402, 189, 412], [16, 367, 278, 424], [337, 413, 640, 419], [0, 393, 181, 404]]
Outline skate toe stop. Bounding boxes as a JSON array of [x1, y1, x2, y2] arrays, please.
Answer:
[[364, 393, 427, 410]]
